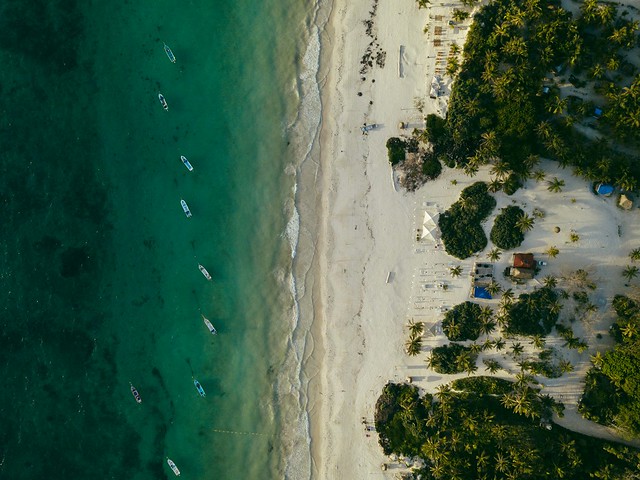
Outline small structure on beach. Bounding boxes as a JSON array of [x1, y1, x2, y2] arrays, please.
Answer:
[[619, 194, 633, 210], [418, 211, 440, 243], [508, 253, 536, 281], [596, 183, 614, 196]]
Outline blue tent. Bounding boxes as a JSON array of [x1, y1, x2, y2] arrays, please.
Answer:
[[597, 183, 614, 196], [474, 287, 492, 299]]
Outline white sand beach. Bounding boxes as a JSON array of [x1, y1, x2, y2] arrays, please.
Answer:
[[308, 0, 640, 478]]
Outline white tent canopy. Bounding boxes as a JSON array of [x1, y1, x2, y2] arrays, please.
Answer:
[[419, 210, 439, 242], [420, 228, 436, 242]]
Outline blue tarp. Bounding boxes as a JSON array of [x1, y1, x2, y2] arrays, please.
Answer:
[[474, 287, 492, 299], [597, 184, 614, 195]]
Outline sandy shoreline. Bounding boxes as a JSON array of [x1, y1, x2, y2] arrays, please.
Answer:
[[305, 0, 640, 478]]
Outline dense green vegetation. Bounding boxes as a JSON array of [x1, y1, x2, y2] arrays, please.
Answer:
[[501, 287, 560, 336], [427, 0, 640, 190], [442, 301, 483, 341], [580, 295, 640, 437], [386, 137, 410, 165], [386, 135, 442, 190], [438, 182, 496, 259], [375, 379, 640, 479], [427, 343, 476, 375], [490, 205, 526, 250]]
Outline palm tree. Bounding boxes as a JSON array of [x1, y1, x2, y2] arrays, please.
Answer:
[[546, 246, 560, 258], [488, 178, 502, 193], [547, 177, 565, 193], [515, 371, 536, 388], [516, 213, 535, 233], [549, 301, 562, 315], [494, 338, 506, 350], [483, 359, 501, 374], [464, 160, 479, 177], [407, 319, 425, 337], [490, 161, 510, 180], [623, 265, 639, 282], [531, 334, 546, 349], [511, 342, 524, 357], [449, 265, 462, 277], [480, 130, 499, 155], [502, 288, 515, 302], [487, 248, 502, 262], [629, 248, 640, 262], [569, 231, 580, 243], [547, 96, 567, 115], [590, 63, 605, 79], [485, 280, 502, 296], [590, 351, 604, 368], [621, 322, 638, 338], [405, 334, 422, 356], [482, 338, 495, 351], [495, 452, 509, 473], [542, 275, 557, 288], [532, 169, 546, 182], [479, 305, 493, 321], [535, 120, 552, 140], [558, 360, 574, 373], [480, 318, 496, 336]]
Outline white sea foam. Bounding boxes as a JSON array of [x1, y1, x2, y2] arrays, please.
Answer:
[[278, 0, 329, 478]]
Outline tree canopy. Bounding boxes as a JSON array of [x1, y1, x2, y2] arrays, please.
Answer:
[[424, 0, 640, 191], [503, 287, 559, 336], [442, 301, 483, 341], [490, 205, 526, 250], [580, 295, 640, 437], [375, 379, 640, 479], [438, 182, 496, 259]]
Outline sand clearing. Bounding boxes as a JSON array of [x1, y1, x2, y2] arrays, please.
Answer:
[[309, 0, 640, 478]]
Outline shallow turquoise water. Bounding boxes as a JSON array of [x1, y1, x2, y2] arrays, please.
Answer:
[[0, 0, 318, 478]]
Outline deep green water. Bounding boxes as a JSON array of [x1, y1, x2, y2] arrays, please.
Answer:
[[0, 0, 319, 478]]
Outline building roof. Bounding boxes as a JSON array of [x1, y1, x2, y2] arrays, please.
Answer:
[[513, 253, 535, 269], [619, 194, 633, 210], [510, 267, 534, 280]]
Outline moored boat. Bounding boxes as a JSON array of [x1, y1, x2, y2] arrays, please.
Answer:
[[130, 383, 142, 404], [158, 93, 169, 111], [167, 458, 181, 476], [180, 155, 193, 171], [198, 264, 212, 280], [164, 43, 176, 63], [180, 199, 192, 218], [201, 314, 217, 335], [193, 378, 206, 397]]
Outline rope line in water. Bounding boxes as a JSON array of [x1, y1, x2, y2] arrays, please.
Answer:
[[210, 429, 267, 437]]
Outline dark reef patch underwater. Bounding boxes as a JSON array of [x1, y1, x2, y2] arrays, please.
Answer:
[[0, 1, 139, 478]]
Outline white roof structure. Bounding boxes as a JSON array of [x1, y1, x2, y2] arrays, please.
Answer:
[[420, 211, 440, 242], [420, 228, 436, 242]]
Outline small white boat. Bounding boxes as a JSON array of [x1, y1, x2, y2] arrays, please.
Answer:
[[193, 378, 206, 397], [167, 458, 181, 476], [130, 383, 142, 404], [158, 93, 169, 111], [198, 264, 212, 281], [201, 314, 217, 335], [180, 156, 193, 171], [164, 43, 176, 63], [180, 199, 192, 218]]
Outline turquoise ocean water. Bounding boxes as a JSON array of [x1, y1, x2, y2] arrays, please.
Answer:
[[0, 0, 325, 478]]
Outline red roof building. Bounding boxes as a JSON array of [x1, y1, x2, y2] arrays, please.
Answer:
[[513, 253, 535, 269]]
